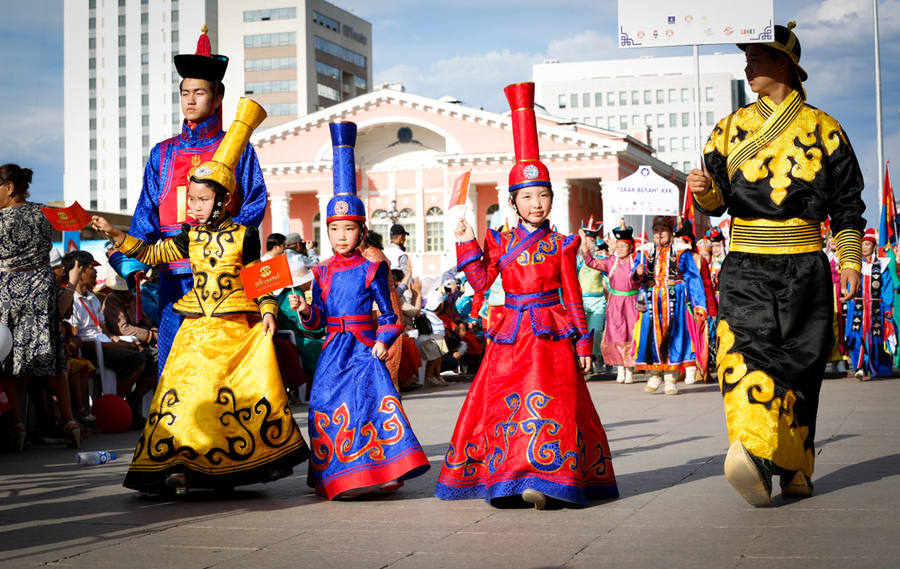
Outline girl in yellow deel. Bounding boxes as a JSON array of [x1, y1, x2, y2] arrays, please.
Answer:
[[93, 99, 308, 495]]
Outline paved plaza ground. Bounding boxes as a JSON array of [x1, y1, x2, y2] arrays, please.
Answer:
[[1, 373, 898, 569]]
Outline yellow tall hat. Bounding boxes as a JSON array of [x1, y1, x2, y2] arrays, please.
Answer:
[[190, 98, 267, 193]]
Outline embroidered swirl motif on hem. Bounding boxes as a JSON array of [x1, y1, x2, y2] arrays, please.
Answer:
[[311, 395, 408, 468]]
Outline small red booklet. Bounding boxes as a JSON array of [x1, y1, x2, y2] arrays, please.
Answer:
[[240, 254, 292, 300]]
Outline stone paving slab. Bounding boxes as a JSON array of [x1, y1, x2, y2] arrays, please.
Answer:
[[0, 376, 897, 569]]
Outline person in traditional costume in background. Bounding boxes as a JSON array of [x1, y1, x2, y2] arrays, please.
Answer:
[[689, 22, 866, 506], [845, 229, 896, 379], [675, 220, 718, 382], [93, 99, 308, 495], [578, 221, 640, 384], [290, 122, 429, 500], [577, 217, 609, 374], [697, 236, 721, 366], [435, 82, 618, 510], [118, 27, 268, 380], [632, 216, 708, 395]]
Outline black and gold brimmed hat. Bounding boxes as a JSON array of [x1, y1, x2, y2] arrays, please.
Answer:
[[739, 21, 808, 83]]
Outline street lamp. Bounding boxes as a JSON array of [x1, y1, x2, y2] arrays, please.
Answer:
[[379, 200, 408, 225]]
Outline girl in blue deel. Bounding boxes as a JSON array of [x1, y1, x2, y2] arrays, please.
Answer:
[[290, 122, 429, 499]]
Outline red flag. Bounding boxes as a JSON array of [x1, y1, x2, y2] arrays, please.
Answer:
[[681, 192, 695, 226], [448, 171, 471, 209], [240, 254, 292, 300], [40, 202, 92, 231], [880, 161, 896, 248]]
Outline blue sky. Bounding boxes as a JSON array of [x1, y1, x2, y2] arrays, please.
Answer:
[[1, 0, 898, 225]]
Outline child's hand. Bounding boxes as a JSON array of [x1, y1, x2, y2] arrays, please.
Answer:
[[289, 291, 309, 316], [455, 218, 475, 242], [372, 341, 388, 360], [262, 313, 278, 335]]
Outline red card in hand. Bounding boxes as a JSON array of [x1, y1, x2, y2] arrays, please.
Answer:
[[240, 254, 292, 300], [448, 170, 471, 209], [40, 202, 93, 231]]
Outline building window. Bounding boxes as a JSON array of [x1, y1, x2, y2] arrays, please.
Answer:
[[262, 102, 299, 116], [619, 116, 628, 129], [668, 88, 677, 103], [356, 76, 366, 90], [118, 75, 126, 87], [246, 56, 297, 72], [316, 60, 340, 79], [313, 213, 321, 247], [619, 92, 627, 105], [594, 93, 602, 106], [608, 117, 615, 129], [89, 98, 96, 110], [244, 32, 297, 49], [89, 118, 96, 130], [682, 112, 690, 127], [681, 88, 690, 102], [632, 115, 640, 127], [141, 73, 148, 86], [89, 139, 97, 150], [141, 53, 148, 64], [683, 161, 691, 172], [120, 198, 128, 210], [644, 90, 652, 104], [244, 8, 297, 22], [120, 177, 127, 189], [88, 18, 96, 30], [88, 58, 96, 70], [558, 94, 566, 109], [670, 137, 678, 151], [89, 0, 96, 9], [142, 94, 149, 106], [669, 113, 677, 127], [89, 78, 96, 90], [171, 10, 178, 23], [142, 135, 150, 147], [311, 11, 339, 31], [142, 114, 149, 126], [400, 209, 416, 252], [88, 37, 96, 50], [706, 111, 715, 126], [485, 203, 499, 230], [607, 92, 615, 106], [245, 80, 297, 94], [119, 136, 127, 149], [370, 210, 389, 241], [656, 89, 664, 103], [118, 0, 125, 7], [706, 87, 714, 102], [118, 15, 125, 27], [119, 95, 126, 107], [425, 207, 444, 252], [90, 159, 97, 171], [683, 136, 692, 151], [657, 138, 666, 152], [583, 93, 590, 108], [119, 116, 126, 128], [313, 36, 366, 68], [119, 55, 127, 67], [644, 114, 652, 126], [316, 83, 340, 101], [118, 35, 126, 47], [570, 94, 578, 108], [141, 12, 148, 24], [90, 200, 98, 210], [631, 91, 639, 105], [595, 117, 603, 128], [171, 30, 178, 43]]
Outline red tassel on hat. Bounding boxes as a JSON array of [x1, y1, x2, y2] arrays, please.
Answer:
[[195, 25, 212, 57]]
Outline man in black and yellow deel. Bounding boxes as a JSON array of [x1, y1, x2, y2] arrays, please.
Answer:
[[688, 22, 865, 507]]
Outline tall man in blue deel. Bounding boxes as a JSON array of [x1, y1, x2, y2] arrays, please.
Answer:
[[124, 27, 268, 374], [688, 22, 866, 507]]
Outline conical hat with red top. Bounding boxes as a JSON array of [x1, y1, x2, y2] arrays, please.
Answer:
[[504, 82, 551, 192], [174, 25, 228, 83], [863, 228, 877, 244]]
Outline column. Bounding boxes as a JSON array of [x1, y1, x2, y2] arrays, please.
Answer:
[[318, 193, 332, 258], [269, 195, 291, 236], [496, 185, 513, 230], [551, 183, 571, 234]]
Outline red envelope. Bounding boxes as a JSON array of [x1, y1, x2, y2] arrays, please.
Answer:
[[40, 202, 93, 231], [240, 254, 292, 300], [448, 170, 471, 209]]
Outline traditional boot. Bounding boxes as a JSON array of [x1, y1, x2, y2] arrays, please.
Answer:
[[724, 439, 772, 506], [664, 371, 679, 395], [624, 367, 634, 384], [616, 366, 626, 383], [645, 372, 662, 393], [684, 366, 697, 385]]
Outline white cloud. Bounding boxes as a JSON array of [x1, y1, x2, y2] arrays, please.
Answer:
[[792, 0, 900, 51], [546, 30, 618, 63]]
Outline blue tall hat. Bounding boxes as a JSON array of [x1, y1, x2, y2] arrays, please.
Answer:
[[326, 121, 367, 225]]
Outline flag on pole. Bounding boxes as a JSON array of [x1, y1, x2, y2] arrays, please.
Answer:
[[448, 170, 471, 209], [240, 254, 292, 300], [878, 161, 896, 251], [40, 202, 93, 231], [681, 191, 695, 227]]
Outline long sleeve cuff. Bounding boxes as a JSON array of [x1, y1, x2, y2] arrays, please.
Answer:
[[575, 330, 594, 358], [693, 183, 726, 212], [302, 305, 324, 330], [258, 296, 278, 319], [116, 233, 145, 256], [835, 229, 863, 273], [375, 324, 404, 347], [456, 239, 483, 270]]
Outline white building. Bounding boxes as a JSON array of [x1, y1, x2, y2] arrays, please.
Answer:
[[533, 53, 753, 174], [218, 0, 372, 130], [64, 0, 217, 214], [63, 0, 371, 215]]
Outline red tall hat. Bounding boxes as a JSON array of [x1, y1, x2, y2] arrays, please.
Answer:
[[504, 82, 551, 192]]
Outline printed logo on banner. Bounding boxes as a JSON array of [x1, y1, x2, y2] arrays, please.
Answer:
[[741, 28, 755, 35], [724, 27, 734, 35], [637, 30, 645, 39], [684, 15, 693, 24], [667, 16, 675, 24], [705, 28, 715, 37], [666, 29, 674, 38], [653, 30, 659, 39]]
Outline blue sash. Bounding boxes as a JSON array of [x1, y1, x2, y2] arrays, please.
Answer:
[[497, 223, 551, 272]]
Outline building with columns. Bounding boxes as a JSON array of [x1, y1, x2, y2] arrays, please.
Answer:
[[251, 86, 684, 277]]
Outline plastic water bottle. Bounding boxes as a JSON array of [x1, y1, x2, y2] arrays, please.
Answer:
[[75, 451, 117, 466]]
